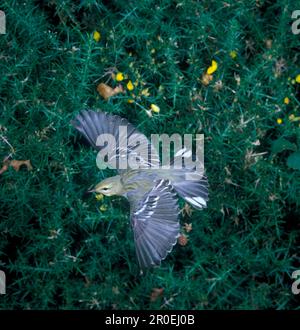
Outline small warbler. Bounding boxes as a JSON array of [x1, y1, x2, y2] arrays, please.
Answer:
[[72, 110, 208, 269]]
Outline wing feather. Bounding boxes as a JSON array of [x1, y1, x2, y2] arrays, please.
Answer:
[[72, 110, 160, 172], [131, 179, 180, 269]]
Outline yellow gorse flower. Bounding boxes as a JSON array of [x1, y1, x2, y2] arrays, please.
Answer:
[[296, 74, 300, 83], [207, 60, 218, 75], [99, 205, 108, 212], [289, 114, 300, 122], [150, 104, 160, 113], [141, 88, 150, 97], [95, 193, 104, 201], [126, 80, 134, 91], [229, 51, 237, 59], [284, 97, 290, 105], [93, 31, 101, 42], [277, 118, 283, 125], [116, 72, 124, 81]]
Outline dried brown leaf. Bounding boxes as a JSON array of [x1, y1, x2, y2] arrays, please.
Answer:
[[178, 234, 188, 246], [183, 223, 193, 233], [181, 203, 193, 217], [10, 159, 33, 172], [0, 163, 8, 175], [97, 83, 124, 100], [150, 288, 164, 302], [201, 73, 213, 86]]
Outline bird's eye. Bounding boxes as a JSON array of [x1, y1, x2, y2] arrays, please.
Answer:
[[103, 187, 109, 191]]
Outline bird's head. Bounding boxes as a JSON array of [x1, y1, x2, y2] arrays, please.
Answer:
[[90, 175, 123, 196]]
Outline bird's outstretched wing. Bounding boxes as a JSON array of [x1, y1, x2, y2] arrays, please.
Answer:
[[72, 110, 160, 171], [130, 179, 180, 269]]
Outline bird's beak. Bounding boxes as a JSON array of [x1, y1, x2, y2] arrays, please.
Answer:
[[87, 188, 96, 193]]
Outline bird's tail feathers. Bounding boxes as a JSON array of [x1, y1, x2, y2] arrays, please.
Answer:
[[170, 169, 209, 210]]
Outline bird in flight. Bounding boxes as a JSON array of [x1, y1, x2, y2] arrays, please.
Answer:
[[72, 110, 208, 270]]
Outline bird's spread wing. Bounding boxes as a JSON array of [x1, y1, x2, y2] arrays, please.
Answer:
[[130, 179, 180, 269], [72, 110, 160, 172]]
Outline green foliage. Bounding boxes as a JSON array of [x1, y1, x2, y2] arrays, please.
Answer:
[[271, 137, 297, 154], [0, 0, 300, 309], [287, 151, 300, 170]]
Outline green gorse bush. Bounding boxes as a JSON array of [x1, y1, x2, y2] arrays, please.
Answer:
[[0, 0, 300, 309]]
